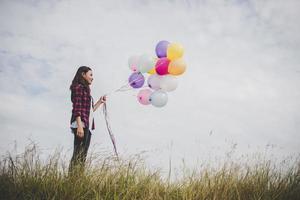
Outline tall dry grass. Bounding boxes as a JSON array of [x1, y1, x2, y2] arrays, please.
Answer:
[[0, 144, 299, 200]]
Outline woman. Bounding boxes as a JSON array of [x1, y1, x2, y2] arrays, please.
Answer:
[[69, 66, 106, 173]]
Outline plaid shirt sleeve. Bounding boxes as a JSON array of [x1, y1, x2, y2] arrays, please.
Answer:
[[72, 84, 84, 118]]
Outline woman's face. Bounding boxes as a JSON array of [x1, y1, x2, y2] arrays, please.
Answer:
[[82, 70, 93, 85]]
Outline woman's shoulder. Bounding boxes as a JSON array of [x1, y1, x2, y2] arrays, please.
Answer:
[[70, 84, 83, 95], [71, 83, 84, 90], [72, 83, 90, 94]]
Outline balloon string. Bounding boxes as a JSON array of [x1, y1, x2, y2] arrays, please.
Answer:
[[105, 75, 146, 96], [117, 75, 145, 91], [99, 75, 149, 158], [101, 95, 137, 158], [102, 102, 119, 159]]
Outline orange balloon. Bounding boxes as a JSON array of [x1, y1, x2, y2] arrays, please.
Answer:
[[168, 58, 186, 75]]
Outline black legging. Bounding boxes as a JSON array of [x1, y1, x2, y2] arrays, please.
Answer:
[[69, 128, 92, 173]]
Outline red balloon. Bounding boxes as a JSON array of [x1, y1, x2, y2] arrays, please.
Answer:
[[155, 58, 170, 75]]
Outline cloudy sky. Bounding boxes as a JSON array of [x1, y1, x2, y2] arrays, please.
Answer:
[[1, 0, 300, 174]]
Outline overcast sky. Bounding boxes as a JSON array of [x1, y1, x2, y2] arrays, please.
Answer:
[[1, 0, 300, 175]]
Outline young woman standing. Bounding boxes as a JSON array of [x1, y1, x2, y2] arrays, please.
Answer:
[[69, 66, 106, 173]]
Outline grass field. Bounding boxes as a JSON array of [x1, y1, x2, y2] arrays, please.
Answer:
[[0, 144, 299, 200]]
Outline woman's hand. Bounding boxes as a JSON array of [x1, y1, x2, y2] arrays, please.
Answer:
[[77, 126, 84, 138], [93, 95, 107, 112], [100, 95, 107, 104]]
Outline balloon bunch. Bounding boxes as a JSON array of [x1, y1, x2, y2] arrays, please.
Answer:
[[128, 40, 187, 107]]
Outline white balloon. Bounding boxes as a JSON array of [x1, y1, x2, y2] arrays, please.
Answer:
[[147, 74, 162, 90], [137, 54, 156, 73], [160, 75, 178, 92], [150, 90, 168, 107], [128, 55, 139, 72]]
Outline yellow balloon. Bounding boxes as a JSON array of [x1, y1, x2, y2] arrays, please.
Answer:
[[167, 43, 184, 60], [148, 67, 156, 75], [168, 58, 186, 75]]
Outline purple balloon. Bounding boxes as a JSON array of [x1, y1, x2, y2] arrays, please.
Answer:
[[155, 40, 170, 58], [129, 72, 145, 88]]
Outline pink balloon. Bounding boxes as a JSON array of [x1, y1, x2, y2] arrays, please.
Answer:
[[137, 89, 152, 105], [155, 58, 170, 75], [131, 65, 138, 72]]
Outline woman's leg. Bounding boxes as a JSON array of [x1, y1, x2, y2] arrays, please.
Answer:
[[81, 128, 92, 163], [69, 128, 92, 173]]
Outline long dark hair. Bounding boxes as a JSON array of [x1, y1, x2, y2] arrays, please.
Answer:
[[69, 66, 92, 91]]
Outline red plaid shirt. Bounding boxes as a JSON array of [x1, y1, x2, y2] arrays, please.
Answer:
[[70, 83, 95, 130]]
